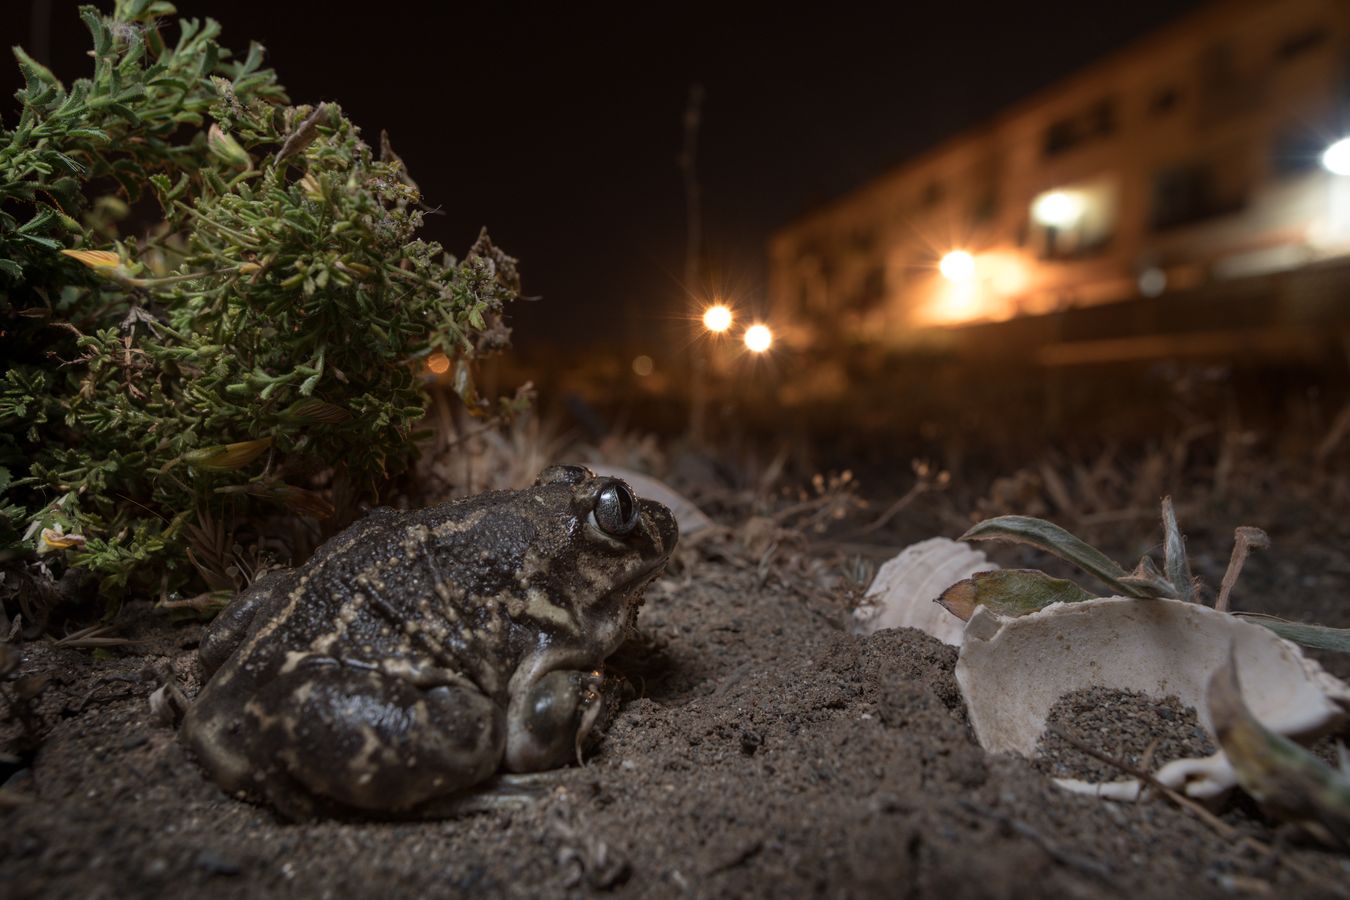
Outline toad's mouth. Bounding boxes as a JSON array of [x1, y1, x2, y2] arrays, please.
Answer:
[[616, 553, 671, 595], [584, 556, 667, 635]]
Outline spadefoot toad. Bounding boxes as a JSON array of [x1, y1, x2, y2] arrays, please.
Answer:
[[181, 464, 678, 819]]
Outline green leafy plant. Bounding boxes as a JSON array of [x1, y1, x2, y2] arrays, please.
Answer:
[[0, 1, 523, 614]]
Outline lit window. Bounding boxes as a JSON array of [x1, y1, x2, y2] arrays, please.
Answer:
[[1028, 178, 1117, 259]]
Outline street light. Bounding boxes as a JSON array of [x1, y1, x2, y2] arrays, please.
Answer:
[[744, 323, 772, 353], [939, 249, 976, 282], [702, 303, 733, 333], [1323, 137, 1350, 176]]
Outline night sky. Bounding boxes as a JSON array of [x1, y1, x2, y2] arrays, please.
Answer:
[[7, 1, 1203, 352]]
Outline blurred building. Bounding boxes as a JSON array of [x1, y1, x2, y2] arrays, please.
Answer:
[[768, 0, 1350, 365]]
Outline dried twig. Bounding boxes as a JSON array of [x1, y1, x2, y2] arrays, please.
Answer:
[[51, 624, 139, 648], [1043, 725, 1333, 888], [1216, 527, 1270, 613], [850, 482, 929, 537]]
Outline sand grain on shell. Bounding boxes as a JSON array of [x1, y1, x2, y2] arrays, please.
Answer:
[[1034, 686, 1216, 783]]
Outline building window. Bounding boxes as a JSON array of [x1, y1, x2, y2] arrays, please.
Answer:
[[1043, 119, 1078, 156], [1148, 160, 1246, 231], [860, 265, 886, 308], [1197, 41, 1262, 121], [1149, 86, 1180, 116], [970, 184, 999, 224], [1275, 26, 1328, 63], [1042, 98, 1116, 157], [848, 226, 875, 255], [920, 180, 944, 208], [1028, 178, 1116, 259]]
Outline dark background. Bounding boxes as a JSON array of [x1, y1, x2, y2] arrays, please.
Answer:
[[5, 1, 1203, 352]]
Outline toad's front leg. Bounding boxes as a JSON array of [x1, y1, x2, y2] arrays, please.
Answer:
[[504, 668, 616, 772]]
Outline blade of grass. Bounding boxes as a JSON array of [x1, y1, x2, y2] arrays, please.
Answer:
[[1234, 614, 1350, 654], [960, 515, 1145, 597]]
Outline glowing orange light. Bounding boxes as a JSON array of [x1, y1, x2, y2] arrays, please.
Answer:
[[744, 323, 773, 353], [939, 250, 976, 282], [702, 304, 733, 333], [426, 352, 450, 374], [632, 354, 654, 376], [933, 284, 982, 323]]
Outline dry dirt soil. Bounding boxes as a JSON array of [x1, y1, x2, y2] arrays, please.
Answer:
[[4, 533, 1350, 899]]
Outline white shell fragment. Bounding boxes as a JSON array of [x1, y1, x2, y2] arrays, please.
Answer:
[[853, 538, 998, 645], [956, 597, 1350, 800], [588, 464, 713, 536]]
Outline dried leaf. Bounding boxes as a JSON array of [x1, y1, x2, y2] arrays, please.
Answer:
[[1161, 497, 1196, 603], [59, 248, 120, 268], [52, 624, 133, 648], [273, 103, 328, 164], [149, 680, 189, 727], [183, 436, 273, 470], [279, 398, 351, 424], [937, 569, 1092, 621], [1207, 650, 1350, 847], [215, 481, 334, 519], [960, 515, 1142, 597], [156, 590, 234, 616], [1116, 555, 1178, 599], [185, 510, 237, 592], [37, 526, 86, 554]]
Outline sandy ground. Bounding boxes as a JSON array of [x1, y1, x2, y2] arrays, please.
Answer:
[[4, 529, 1350, 899]]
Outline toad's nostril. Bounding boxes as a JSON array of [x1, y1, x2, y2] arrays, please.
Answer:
[[639, 500, 679, 554]]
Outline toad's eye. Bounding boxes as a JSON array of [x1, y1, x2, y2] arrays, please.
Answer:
[[592, 481, 639, 537]]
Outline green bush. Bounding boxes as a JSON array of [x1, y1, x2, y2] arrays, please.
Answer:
[[0, 0, 523, 611]]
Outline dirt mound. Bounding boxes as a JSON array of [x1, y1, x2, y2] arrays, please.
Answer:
[[2, 559, 1347, 898]]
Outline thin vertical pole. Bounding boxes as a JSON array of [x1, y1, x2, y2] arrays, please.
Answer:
[[679, 83, 706, 443]]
